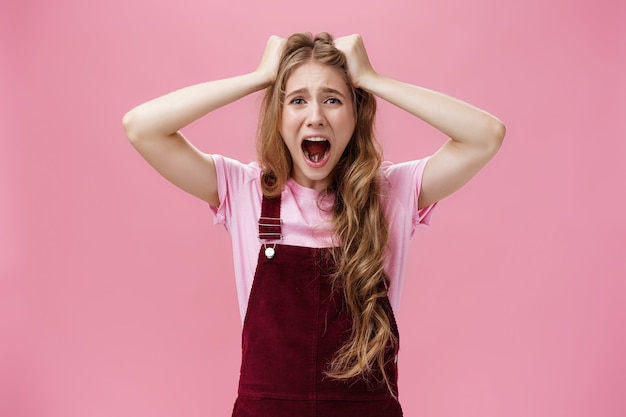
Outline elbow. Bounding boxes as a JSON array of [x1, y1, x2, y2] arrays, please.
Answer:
[[494, 119, 506, 143], [485, 118, 506, 156], [122, 109, 142, 144]]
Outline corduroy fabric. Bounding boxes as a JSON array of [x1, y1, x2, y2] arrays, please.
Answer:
[[233, 194, 402, 416]]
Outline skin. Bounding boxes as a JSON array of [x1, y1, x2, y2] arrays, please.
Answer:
[[280, 62, 356, 190], [333, 35, 505, 208], [123, 34, 505, 209]]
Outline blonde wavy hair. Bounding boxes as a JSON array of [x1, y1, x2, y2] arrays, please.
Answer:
[[257, 32, 397, 396]]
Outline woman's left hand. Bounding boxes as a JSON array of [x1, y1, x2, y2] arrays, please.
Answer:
[[334, 34, 377, 89]]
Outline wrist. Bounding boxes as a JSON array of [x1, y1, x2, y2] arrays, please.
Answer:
[[240, 70, 272, 92], [354, 71, 381, 92], [251, 68, 275, 90]]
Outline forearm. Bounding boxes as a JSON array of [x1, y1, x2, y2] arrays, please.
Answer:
[[123, 71, 269, 142], [360, 73, 505, 149]]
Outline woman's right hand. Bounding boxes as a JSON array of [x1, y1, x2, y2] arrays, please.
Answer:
[[255, 35, 287, 87], [123, 35, 287, 206]]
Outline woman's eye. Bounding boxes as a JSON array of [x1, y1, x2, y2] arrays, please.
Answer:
[[325, 97, 341, 105], [290, 98, 305, 105]]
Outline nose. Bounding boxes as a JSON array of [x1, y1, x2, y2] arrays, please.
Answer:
[[306, 102, 326, 127]]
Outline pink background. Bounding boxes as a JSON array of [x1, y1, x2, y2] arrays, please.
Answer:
[[2, 0, 625, 416]]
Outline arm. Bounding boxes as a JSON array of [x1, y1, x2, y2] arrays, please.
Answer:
[[335, 35, 506, 209], [122, 36, 286, 206]]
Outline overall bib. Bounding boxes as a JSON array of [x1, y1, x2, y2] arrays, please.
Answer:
[[232, 193, 403, 417]]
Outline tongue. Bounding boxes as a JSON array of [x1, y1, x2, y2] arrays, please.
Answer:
[[304, 141, 328, 162]]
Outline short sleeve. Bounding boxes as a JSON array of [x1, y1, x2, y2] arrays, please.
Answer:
[[209, 154, 261, 226], [382, 157, 437, 231], [413, 157, 436, 227]]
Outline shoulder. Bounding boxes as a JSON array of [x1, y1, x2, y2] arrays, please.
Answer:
[[210, 155, 263, 214], [381, 158, 431, 192], [211, 154, 262, 177], [380, 157, 437, 227], [381, 158, 429, 178], [211, 155, 263, 191]]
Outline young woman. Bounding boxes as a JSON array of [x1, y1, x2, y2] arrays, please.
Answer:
[[123, 32, 505, 417]]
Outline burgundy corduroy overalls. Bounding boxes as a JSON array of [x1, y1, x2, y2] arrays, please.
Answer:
[[231, 191, 403, 417]]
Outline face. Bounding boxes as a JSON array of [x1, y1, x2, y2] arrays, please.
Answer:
[[280, 61, 356, 191]]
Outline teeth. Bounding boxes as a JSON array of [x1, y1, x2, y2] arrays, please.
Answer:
[[302, 137, 330, 163]]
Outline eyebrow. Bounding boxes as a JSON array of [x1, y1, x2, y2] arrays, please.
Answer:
[[284, 87, 348, 100]]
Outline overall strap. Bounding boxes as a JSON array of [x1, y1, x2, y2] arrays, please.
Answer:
[[258, 176, 282, 242]]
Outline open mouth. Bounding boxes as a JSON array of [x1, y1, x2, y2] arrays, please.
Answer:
[[301, 137, 330, 163]]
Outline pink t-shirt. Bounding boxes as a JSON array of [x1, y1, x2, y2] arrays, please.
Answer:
[[210, 154, 436, 322]]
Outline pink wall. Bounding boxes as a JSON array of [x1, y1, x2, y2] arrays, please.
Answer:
[[2, 0, 625, 416]]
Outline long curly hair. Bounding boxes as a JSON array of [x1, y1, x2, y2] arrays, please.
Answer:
[[257, 32, 397, 397]]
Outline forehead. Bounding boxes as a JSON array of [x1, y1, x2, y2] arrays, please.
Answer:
[[285, 62, 350, 95]]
